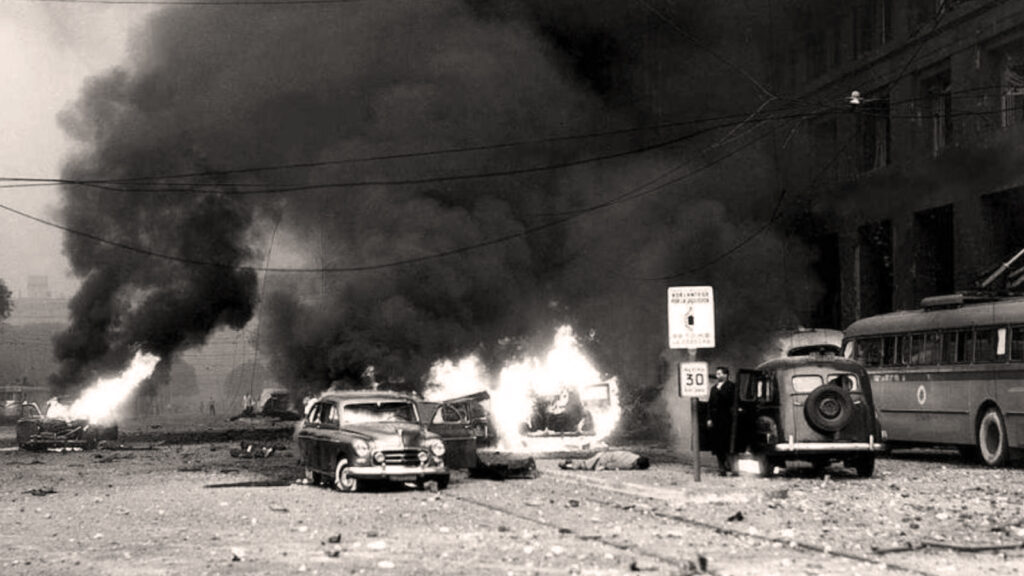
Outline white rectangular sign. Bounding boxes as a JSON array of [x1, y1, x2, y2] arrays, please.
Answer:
[[678, 362, 709, 398], [668, 286, 715, 349]]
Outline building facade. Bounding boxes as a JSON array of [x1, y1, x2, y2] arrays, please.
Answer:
[[772, 0, 1024, 328]]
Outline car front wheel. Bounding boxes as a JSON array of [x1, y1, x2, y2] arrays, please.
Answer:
[[334, 458, 358, 492]]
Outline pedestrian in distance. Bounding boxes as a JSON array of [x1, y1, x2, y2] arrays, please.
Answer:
[[706, 366, 736, 476]]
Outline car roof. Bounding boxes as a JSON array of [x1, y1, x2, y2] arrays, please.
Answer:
[[756, 354, 865, 373], [317, 390, 416, 404]]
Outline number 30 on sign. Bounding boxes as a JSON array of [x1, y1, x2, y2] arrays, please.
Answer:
[[678, 362, 709, 398]]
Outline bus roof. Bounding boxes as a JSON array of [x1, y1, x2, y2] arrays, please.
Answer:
[[844, 295, 1024, 337]]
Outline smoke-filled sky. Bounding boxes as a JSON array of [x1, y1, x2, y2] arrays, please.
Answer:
[[6, 0, 826, 429]]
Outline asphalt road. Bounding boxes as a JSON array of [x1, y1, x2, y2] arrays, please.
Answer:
[[1, 437, 1023, 575]]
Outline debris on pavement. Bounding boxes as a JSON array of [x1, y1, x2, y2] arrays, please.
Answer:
[[471, 450, 538, 480], [24, 486, 57, 496], [228, 441, 281, 458]]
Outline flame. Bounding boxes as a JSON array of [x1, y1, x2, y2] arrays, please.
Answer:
[[427, 326, 621, 451], [46, 351, 161, 425]]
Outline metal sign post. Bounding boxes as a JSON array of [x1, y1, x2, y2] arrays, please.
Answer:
[[668, 286, 715, 482], [678, 356, 708, 481]]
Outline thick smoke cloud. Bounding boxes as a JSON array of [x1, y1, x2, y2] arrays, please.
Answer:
[[56, 0, 820, 435]]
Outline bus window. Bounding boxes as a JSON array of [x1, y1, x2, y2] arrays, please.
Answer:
[[792, 375, 823, 393], [899, 335, 911, 365], [855, 338, 882, 366], [920, 332, 941, 365], [941, 332, 956, 364], [881, 336, 898, 366], [946, 330, 970, 360], [1012, 327, 1024, 361], [909, 334, 923, 365], [975, 329, 1000, 363]]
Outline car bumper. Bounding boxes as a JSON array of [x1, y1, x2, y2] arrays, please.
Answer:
[[346, 464, 449, 482], [769, 441, 888, 454]]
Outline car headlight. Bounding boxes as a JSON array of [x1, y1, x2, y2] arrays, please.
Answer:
[[353, 439, 370, 458], [372, 451, 385, 465], [428, 440, 445, 457]]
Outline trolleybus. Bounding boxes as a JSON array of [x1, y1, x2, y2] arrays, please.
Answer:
[[843, 293, 1024, 465]]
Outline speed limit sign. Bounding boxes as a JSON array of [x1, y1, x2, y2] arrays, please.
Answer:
[[678, 362, 709, 398]]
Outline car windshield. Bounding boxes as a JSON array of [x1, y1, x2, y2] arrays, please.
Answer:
[[343, 401, 416, 424]]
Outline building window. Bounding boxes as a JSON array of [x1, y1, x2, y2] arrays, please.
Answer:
[[858, 220, 893, 317], [857, 95, 890, 172], [853, 0, 892, 58], [1000, 49, 1024, 128], [923, 72, 952, 155], [807, 31, 826, 80]]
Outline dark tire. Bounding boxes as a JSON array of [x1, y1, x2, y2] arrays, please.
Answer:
[[333, 458, 358, 492], [804, 386, 854, 433], [853, 455, 875, 478], [978, 407, 1009, 466], [436, 476, 450, 490], [957, 445, 979, 462]]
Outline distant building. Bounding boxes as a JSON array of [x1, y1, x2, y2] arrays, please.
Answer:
[[26, 275, 51, 299], [772, 1, 1024, 327]]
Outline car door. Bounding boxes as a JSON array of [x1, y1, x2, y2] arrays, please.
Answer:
[[296, 403, 323, 469], [426, 403, 477, 469]]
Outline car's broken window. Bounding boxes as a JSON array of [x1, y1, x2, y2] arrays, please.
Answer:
[[792, 375, 823, 393]]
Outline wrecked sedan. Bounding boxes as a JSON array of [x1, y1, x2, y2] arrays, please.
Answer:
[[16, 402, 119, 451], [297, 391, 449, 492]]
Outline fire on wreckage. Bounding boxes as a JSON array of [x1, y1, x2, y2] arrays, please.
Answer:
[[15, 401, 119, 451]]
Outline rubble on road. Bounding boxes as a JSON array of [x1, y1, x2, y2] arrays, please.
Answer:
[[228, 441, 284, 458], [470, 450, 538, 480]]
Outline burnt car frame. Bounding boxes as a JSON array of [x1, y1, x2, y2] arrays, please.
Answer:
[[297, 391, 449, 492], [16, 402, 119, 451], [725, 348, 888, 477]]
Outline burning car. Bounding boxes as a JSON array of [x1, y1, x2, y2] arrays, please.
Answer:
[[296, 391, 449, 491], [16, 402, 119, 451]]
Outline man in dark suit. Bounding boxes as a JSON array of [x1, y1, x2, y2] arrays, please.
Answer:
[[706, 366, 736, 476]]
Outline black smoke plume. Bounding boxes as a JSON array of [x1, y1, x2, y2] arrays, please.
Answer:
[[55, 0, 820, 436]]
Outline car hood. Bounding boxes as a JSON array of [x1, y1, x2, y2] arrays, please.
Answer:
[[340, 421, 434, 448]]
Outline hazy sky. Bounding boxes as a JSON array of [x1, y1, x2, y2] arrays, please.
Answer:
[[0, 2, 154, 297]]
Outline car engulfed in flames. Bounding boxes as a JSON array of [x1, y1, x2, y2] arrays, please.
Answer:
[[16, 402, 119, 451]]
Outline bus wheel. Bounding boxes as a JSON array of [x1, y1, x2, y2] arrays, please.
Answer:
[[977, 408, 1008, 467]]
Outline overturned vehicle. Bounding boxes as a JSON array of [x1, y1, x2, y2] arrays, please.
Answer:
[[16, 402, 119, 451]]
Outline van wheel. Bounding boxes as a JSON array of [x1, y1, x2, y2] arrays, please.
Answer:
[[333, 458, 358, 492], [977, 408, 1008, 466], [853, 455, 875, 478]]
